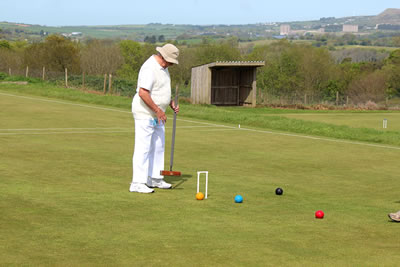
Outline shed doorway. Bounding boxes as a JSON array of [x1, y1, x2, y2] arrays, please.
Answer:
[[211, 67, 254, 106]]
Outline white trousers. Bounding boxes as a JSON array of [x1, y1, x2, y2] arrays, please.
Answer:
[[132, 119, 165, 184]]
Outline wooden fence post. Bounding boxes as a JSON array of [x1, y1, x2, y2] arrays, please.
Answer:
[[103, 74, 107, 94], [65, 68, 68, 87], [42, 66, 45, 80], [82, 72, 85, 88], [108, 74, 112, 94], [304, 93, 307, 105], [9, 68, 11, 76], [346, 96, 349, 106], [25, 66, 29, 77], [336, 91, 339, 106]]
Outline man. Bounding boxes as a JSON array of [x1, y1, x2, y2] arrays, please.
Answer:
[[129, 44, 180, 193]]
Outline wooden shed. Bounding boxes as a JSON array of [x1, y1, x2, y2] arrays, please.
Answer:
[[191, 61, 265, 107]]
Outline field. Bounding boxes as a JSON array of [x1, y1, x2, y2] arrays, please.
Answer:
[[272, 113, 400, 131], [1, 86, 400, 266], [335, 45, 399, 52], [0, 22, 189, 40]]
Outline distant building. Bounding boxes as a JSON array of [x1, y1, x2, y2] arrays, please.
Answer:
[[343, 25, 358, 33], [61, 32, 83, 38], [280, 24, 291, 35]]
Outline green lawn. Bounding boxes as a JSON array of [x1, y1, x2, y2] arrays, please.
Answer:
[[1, 89, 400, 266], [272, 113, 400, 131], [2, 83, 400, 147]]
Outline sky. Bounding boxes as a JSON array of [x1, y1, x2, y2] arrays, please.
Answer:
[[1, 0, 399, 26]]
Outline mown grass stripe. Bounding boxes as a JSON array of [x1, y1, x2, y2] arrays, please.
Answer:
[[1, 85, 400, 147]]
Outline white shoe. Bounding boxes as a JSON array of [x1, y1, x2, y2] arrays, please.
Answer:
[[129, 183, 154, 193], [147, 178, 172, 189]]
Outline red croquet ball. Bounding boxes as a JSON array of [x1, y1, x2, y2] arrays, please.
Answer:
[[315, 210, 324, 219]]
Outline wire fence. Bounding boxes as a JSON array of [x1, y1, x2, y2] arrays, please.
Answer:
[[257, 91, 400, 109], [1, 65, 399, 109], [0, 65, 196, 98], [0, 66, 137, 97]]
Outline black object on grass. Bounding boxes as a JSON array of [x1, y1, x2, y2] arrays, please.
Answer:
[[275, 188, 283, 195]]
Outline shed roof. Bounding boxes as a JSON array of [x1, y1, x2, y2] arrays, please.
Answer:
[[193, 61, 265, 68]]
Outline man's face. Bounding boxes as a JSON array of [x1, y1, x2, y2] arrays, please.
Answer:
[[161, 56, 173, 68]]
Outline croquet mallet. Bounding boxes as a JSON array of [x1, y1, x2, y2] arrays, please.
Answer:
[[160, 85, 181, 176]]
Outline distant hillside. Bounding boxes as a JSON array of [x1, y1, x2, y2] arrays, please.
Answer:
[[374, 8, 400, 24], [1, 8, 400, 41]]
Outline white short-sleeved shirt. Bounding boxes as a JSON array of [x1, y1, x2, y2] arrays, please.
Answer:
[[131, 55, 171, 119]]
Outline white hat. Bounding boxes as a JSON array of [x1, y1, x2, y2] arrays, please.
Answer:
[[156, 44, 179, 64]]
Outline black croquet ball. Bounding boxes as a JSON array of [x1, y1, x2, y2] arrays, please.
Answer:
[[275, 188, 283, 195]]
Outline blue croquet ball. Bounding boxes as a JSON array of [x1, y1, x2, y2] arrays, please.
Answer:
[[234, 195, 243, 203], [275, 188, 283, 195]]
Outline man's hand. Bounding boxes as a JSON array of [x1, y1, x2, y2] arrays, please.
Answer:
[[139, 87, 167, 124], [170, 100, 179, 114], [155, 108, 167, 124]]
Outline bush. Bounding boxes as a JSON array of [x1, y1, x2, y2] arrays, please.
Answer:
[[365, 100, 379, 110], [0, 72, 8, 81]]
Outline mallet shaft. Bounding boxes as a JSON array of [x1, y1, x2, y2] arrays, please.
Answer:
[[169, 85, 179, 171]]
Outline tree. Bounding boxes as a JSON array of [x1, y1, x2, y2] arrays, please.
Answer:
[[0, 41, 24, 74], [342, 33, 357, 45], [330, 48, 389, 63], [347, 70, 387, 104], [80, 39, 123, 75], [0, 40, 11, 50], [383, 49, 400, 96], [144, 35, 156, 44], [117, 40, 155, 81], [385, 49, 400, 65], [246, 40, 335, 104], [393, 36, 400, 47], [192, 40, 242, 66], [168, 46, 195, 93], [158, 35, 165, 43], [23, 43, 47, 70], [297, 45, 334, 99], [36, 35, 80, 73]]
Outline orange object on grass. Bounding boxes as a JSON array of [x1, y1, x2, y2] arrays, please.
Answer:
[[196, 192, 205, 200]]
